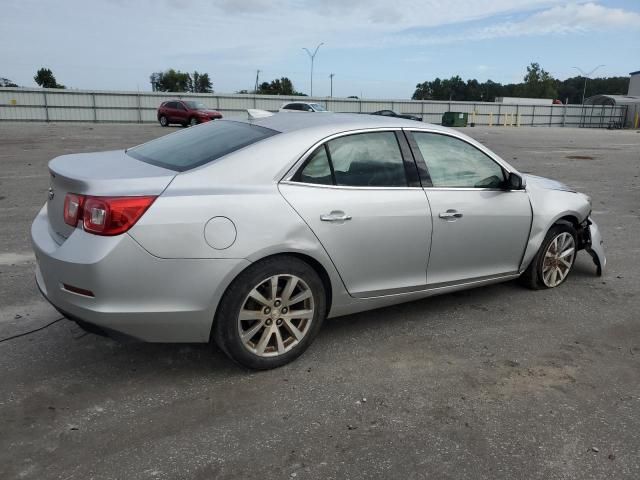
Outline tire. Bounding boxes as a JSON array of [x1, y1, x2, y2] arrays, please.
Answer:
[[520, 223, 578, 290], [159, 115, 168, 127], [213, 256, 327, 370], [188, 117, 198, 127]]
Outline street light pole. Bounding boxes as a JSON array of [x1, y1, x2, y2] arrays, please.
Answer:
[[329, 73, 334, 97], [572, 65, 605, 104], [303, 43, 324, 97]]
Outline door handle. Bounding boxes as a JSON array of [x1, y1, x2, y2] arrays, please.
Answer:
[[439, 209, 463, 219], [320, 211, 352, 222]]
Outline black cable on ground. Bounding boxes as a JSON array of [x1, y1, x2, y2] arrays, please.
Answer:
[[0, 317, 65, 344]]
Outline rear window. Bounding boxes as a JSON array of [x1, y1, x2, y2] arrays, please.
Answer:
[[126, 121, 279, 171]]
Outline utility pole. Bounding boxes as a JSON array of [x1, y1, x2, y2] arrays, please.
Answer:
[[254, 69, 261, 93], [302, 43, 324, 96], [329, 73, 334, 97], [572, 65, 605, 104]]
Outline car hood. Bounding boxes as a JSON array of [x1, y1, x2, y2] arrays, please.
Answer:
[[523, 174, 575, 192]]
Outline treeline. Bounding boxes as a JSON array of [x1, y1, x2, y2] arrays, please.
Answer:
[[149, 69, 213, 93], [413, 63, 629, 103], [237, 76, 306, 96]]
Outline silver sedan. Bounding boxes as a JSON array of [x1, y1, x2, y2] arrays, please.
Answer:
[[31, 112, 606, 369]]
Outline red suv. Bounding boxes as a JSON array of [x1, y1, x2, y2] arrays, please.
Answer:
[[157, 100, 223, 127]]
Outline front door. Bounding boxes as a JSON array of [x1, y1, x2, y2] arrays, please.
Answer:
[[407, 130, 532, 285], [279, 130, 432, 297]]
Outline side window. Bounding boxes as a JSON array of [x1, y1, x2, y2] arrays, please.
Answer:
[[302, 104, 312, 111], [284, 104, 299, 111], [166, 101, 177, 109], [176, 102, 186, 111], [412, 132, 505, 188], [328, 132, 407, 187], [295, 145, 333, 185]]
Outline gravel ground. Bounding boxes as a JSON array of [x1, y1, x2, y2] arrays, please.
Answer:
[[0, 122, 639, 480]]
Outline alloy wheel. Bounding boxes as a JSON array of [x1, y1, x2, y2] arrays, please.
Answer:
[[238, 274, 314, 357], [542, 232, 576, 287]]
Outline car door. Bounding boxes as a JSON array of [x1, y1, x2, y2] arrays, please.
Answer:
[[406, 130, 532, 286], [279, 130, 432, 298], [175, 102, 188, 123], [164, 101, 177, 123]]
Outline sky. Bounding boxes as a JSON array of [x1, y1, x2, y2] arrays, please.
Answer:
[[1, 0, 639, 98]]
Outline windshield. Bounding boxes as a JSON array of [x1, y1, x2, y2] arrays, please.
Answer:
[[310, 103, 327, 112], [184, 101, 208, 110], [127, 120, 279, 171]]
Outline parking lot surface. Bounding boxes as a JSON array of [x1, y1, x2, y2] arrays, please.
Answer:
[[1, 122, 639, 480]]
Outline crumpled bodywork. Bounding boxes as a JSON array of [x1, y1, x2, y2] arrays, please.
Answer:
[[519, 174, 604, 275]]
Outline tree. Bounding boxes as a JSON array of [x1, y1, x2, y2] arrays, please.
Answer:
[[0, 77, 18, 87], [189, 71, 213, 93], [150, 69, 214, 93], [34, 68, 65, 89], [150, 69, 190, 92], [257, 77, 303, 95], [522, 62, 557, 99]]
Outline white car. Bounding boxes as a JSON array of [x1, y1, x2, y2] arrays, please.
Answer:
[[279, 102, 329, 113]]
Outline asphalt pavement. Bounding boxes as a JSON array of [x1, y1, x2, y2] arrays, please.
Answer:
[[1, 122, 639, 479]]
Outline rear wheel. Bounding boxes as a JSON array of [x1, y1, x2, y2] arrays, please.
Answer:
[[159, 115, 168, 127], [521, 224, 577, 289], [213, 256, 326, 370]]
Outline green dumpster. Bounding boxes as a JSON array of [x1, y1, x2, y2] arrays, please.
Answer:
[[441, 111, 468, 127]]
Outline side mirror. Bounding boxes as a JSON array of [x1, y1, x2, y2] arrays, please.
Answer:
[[506, 172, 525, 190]]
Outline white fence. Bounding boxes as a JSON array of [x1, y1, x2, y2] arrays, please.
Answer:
[[0, 87, 628, 128]]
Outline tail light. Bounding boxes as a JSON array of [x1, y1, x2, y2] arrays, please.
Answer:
[[63, 193, 84, 226], [63, 193, 156, 236]]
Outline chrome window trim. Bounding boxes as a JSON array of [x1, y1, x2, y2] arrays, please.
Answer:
[[422, 187, 527, 192], [280, 180, 422, 191], [281, 127, 404, 183]]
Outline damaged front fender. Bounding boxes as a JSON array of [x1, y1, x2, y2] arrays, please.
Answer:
[[582, 218, 606, 276]]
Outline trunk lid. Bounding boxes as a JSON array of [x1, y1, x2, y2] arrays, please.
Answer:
[[47, 150, 176, 240]]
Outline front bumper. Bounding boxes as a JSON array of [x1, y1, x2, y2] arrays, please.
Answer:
[[32, 205, 249, 342], [584, 218, 606, 276]]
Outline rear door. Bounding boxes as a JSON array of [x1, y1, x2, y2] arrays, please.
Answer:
[[406, 130, 532, 285], [175, 102, 188, 123], [165, 101, 178, 122], [280, 130, 432, 297]]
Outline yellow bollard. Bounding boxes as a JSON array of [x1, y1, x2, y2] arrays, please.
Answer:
[[635, 111, 639, 129], [517, 113, 521, 127], [489, 112, 493, 126]]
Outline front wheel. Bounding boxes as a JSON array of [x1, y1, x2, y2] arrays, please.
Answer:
[[159, 115, 168, 127], [521, 224, 578, 289], [213, 256, 326, 370], [188, 117, 198, 127]]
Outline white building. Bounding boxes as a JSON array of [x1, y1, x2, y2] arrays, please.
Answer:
[[628, 70, 640, 96]]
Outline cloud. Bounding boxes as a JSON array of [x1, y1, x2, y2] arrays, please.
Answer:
[[1, 0, 637, 94], [394, 2, 640, 46]]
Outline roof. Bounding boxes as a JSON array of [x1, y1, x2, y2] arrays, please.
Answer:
[[630, 70, 640, 75], [585, 94, 640, 106], [232, 111, 448, 135]]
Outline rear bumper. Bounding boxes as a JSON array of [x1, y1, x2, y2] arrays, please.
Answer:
[[32, 204, 249, 342]]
